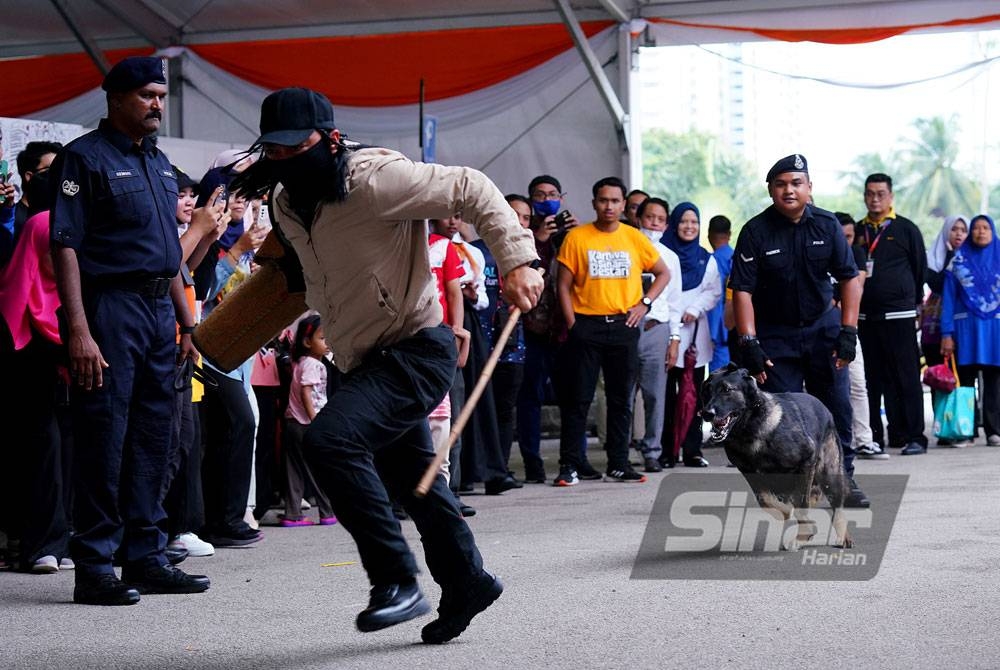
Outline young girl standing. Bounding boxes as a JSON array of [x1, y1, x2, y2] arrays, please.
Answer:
[[282, 315, 337, 527]]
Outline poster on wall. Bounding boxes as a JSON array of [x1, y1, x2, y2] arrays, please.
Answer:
[[0, 117, 86, 193]]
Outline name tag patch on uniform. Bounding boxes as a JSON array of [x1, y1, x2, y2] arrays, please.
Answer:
[[765, 249, 781, 256], [588, 250, 631, 279], [162, 169, 176, 179], [62, 180, 79, 196], [113, 170, 135, 178], [811, 240, 825, 246]]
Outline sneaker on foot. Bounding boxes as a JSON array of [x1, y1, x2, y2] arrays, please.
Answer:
[[59, 557, 75, 570], [577, 462, 602, 480], [169, 532, 215, 557], [279, 517, 316, 528], [643, 457, 663, 473], [319, 516, 338, 526], [988, 435, 1000, 447], [604, 468, 647, 483], [553, 466, 579, 487], [31, 555, 59, 574], [952, 438, 973, 448], [857, 444, 889, 459]]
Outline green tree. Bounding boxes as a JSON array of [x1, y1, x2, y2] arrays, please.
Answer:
[[642, 129, 764, 230], [895, 115, 980, 236]]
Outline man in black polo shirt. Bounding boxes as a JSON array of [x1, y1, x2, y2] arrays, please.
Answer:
[[730, 154, 869, 507], [50, 56, 209, 605]]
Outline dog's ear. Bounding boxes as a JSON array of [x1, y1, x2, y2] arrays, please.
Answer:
[[726, 362, 740, 373]]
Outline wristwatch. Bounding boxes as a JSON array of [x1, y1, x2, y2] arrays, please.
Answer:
[[640, 296, 652, 311]]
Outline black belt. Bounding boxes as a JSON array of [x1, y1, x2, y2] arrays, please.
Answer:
[[577, 313, 627, 323], [87, 275, 173, 298]]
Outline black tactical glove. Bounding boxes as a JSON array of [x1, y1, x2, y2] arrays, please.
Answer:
[[836, 325, 858, 362], [739, 336, 768, 376]]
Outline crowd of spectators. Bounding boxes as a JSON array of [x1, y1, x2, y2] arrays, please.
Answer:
[[1, 132, 999, 580]]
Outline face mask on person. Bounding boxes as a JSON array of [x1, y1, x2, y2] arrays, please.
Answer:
[[270, 135, 339, 204], [641, 228, 660, 243], [531, 199, 560, 218]]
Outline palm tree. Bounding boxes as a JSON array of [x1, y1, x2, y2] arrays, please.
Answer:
[[896, 116, 980, 231]]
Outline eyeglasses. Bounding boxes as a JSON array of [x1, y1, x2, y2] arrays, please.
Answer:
[[530, 190, 563, 201]]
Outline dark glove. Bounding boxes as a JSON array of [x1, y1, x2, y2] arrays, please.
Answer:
[[836, 325, 858, 362], [739, 336, 768, 376]]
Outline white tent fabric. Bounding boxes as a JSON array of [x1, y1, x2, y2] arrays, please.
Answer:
[[30, 29, 622, 216]]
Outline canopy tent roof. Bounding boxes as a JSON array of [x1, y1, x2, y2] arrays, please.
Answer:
[[4, 0, 1000, 58], [2, 1, 999, 216]]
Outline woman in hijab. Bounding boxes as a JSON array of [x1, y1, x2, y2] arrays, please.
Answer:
[[923, 215, 968, 368], [0, 173, 73, 573], [658, 202, 721, 467], [940, 214, 1000, 446]]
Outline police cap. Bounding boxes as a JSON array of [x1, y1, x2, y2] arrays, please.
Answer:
[[766, 154, 808, 183], [102, 56, 167, 93]]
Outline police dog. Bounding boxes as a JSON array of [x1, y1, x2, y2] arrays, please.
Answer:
[[700, 364, 852, 550]]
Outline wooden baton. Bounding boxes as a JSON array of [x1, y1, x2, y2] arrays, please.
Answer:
[[414, 307, 522, 497]]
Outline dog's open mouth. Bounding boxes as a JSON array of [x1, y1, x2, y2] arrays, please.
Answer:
[[709, 413, 738, 442]]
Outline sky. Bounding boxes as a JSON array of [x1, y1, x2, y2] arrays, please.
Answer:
[[639, 29, 1000, 205]]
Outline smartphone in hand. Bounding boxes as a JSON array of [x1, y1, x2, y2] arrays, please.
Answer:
[[0, 159, 8, 205]]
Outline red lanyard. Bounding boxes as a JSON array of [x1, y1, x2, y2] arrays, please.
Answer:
[[868, 221, 891, 255]]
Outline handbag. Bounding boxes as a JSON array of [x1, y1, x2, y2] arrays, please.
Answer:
[[923, 354, 957, 393], [933, 356, 975, 440]]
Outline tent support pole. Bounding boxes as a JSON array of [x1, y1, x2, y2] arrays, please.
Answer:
[[553, 0, 629, 152], [48, 0, 110, 75]]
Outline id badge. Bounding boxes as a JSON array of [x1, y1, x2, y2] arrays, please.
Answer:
[[866, 259, 874, 277]]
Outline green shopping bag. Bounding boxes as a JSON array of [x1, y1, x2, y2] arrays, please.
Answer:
[[933, 358, 976, 440]]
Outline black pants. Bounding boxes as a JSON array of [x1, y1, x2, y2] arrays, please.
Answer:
[[68, 290, 175, 576], [162, 388, 204, 538], [495, 362, 533, 474], [1, 335, 72, 568], [200, 367, 255, 537], [859, 318, 926, 448], [303, 325, 484, 588], [459, 306, 507, 485], [252, 385, 281, 516], [661, 365, 706, 464], [957, 364, 1000, 438], [557, 315, 640, 472]]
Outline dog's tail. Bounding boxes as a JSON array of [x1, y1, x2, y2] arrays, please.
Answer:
[[817, 425, 848, 509]]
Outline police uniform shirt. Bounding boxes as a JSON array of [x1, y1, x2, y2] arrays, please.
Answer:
[[50, 119, 181, 279], [729, 204, 858, 327]]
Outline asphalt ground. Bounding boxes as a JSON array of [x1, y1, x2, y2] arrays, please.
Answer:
[[2, 408, 999, 670]]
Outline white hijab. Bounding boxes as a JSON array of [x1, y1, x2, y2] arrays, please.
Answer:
[[927, 215, 967, 272]]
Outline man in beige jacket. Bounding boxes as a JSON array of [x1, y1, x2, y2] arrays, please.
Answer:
[[233, 88, 543, 644]]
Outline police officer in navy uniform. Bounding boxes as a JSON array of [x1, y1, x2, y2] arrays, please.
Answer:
[[729, 154, 869, 508], [50, 56, 210, 605]]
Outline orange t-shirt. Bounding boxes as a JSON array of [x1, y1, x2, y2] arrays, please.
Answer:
[[556, 222, 660, 315]]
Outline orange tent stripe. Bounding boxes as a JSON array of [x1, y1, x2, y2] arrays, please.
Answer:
[[651, 13, 1000, 45], [0, 47, 153, 118], [191, 21, 613, 107]]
